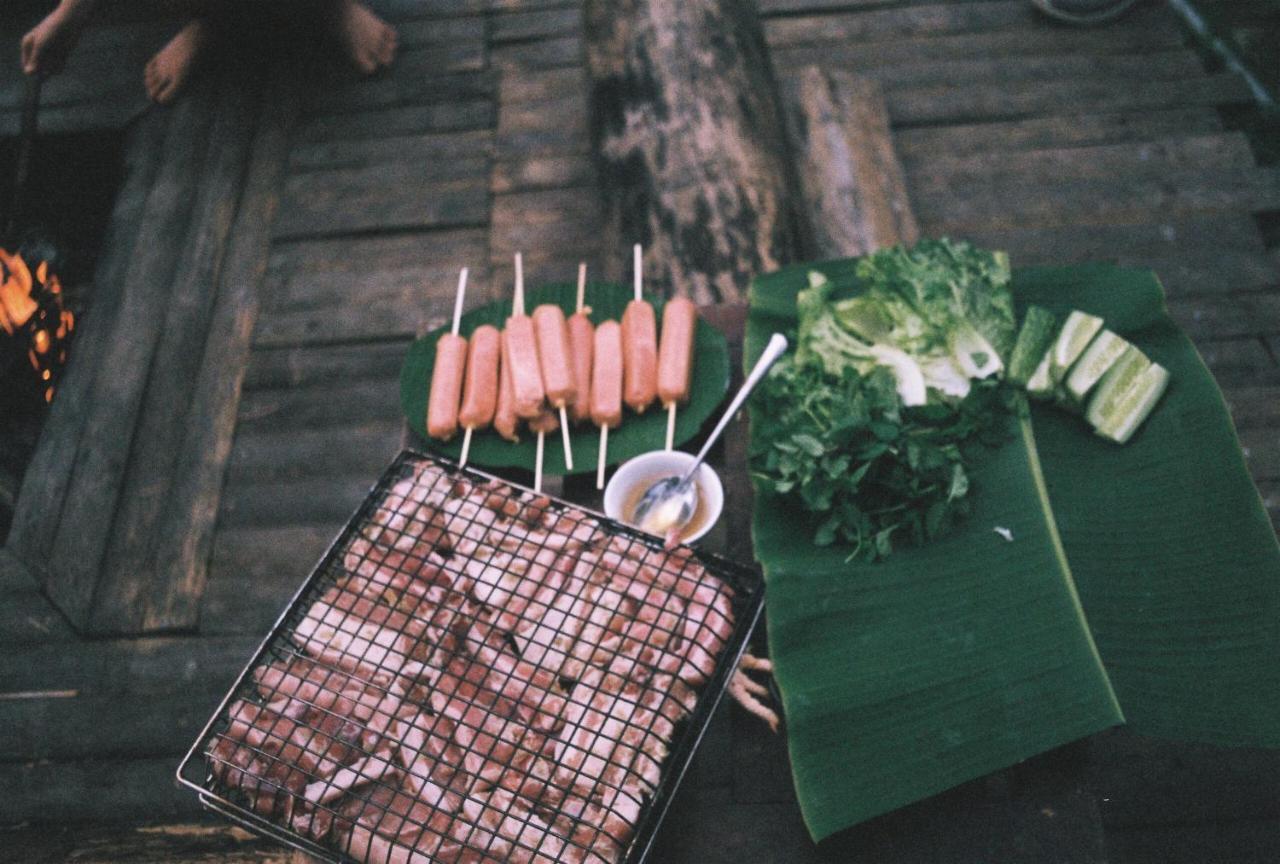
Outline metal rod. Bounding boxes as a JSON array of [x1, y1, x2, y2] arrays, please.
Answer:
[[6, 75, 42, 238]]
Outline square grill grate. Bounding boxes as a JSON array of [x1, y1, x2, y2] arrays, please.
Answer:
[[178, 450, 763, 864]]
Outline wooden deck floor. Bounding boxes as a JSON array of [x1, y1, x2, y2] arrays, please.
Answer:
[[2, 0, 1279, 860]]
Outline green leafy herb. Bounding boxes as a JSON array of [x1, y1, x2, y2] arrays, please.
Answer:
[[751, 239, 1019, 561], [750, 357, 1014, 561]]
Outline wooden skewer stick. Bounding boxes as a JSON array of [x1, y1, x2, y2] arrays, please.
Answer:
[[514, 251, 525, 317], [597, 424, 609, 491], [559, 406, 574, 470], [535, 423, 546, 493], [452, 267, 468, 335], [665, 402, 677, 452], [452, 267, 474, 466], [633, 243, 643, 302], [514, 251, 555, 481], [577, 261, 587, 314]]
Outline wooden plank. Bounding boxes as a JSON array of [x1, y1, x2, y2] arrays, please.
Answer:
[[92, 67, 263, 634], [767, 23, 1188, 68], [0, 634, 258, 696], [1168, 292, 1280, 342], [224, 421, 404, 484], [288, 128, 493, 172], [1089, 729, 1280, 828], [775, 48, 1206, 92], [783, 68, 918, 258], [957, 215, 1279, 299], [217, 474, 383, 528], [1104, 819, 1280, 864], [20, 82, 219, 629], [1196, 338, 1280, 388], [264, 229, 491, 305], [0, 549, 73, 644], [1, 822, 285, 864], [492, 36, 583, 70], [236, 379, 403, 435], [273, 164, 490, 239], [201, 525, 340, 636], [1223, 387, 1280, 431], [498, 66, 586, 103], [886, 74, 1254, 127], [242, 342, 412, 391], [393, 15, 486, 47], [314, 43, 490, 111], [1242, 428, 1280, 482], [6, 108, 167, 602], [761, 0, 1172, 40], [141, 65, 299, 633], [0, 683, 229, 763], [0, 758, 205, 824], [295, 99, 495, 141], [491, 153, 595, 193], [894, 109, 1225, 158], [489, 8, 583, 42], [913, 166, 1280, 235], [309, 67, 496, 116], [495, 94, 589, 158], [904, 134, 1259, 188]]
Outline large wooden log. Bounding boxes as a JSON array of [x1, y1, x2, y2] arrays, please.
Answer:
[[783, 67, 918, 257], [584, 0, 804, 303]]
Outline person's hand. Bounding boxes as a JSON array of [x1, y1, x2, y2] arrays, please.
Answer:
[[20, 4, 83, 77]]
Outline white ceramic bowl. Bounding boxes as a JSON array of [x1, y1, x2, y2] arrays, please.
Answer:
[[603, 450, 725, 545]]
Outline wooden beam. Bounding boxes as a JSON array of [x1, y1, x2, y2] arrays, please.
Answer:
[[583, 0, 803, 302], [141, 65, 299, 632], [7, 58, 290, 634], [783, 67, 918, 258]]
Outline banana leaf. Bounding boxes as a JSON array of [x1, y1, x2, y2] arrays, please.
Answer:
[[1015, 264, 1280, 748], [746, 260, 1280, 841], [746, 261, 1123, 840]]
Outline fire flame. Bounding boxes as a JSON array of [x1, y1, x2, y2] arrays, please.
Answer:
[[1, 247, 75, 403]]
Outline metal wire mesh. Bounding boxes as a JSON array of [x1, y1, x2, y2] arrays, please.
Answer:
[[179, 450, 763, 864]]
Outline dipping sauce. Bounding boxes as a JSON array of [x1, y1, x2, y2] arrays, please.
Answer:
[[621, 471, 710, 544]]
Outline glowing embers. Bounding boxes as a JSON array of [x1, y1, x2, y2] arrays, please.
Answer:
[[1, 247, 74, 404]]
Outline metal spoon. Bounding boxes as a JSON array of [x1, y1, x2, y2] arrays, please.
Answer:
[[633, 332, 789, 538]]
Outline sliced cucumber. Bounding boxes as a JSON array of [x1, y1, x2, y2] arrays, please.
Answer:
[[1085, 346, 1150, 428], [1025, 354, 1055, 400], [1007, 305, 1058, 386], [1064, 330, 1131, 406], [1050, 310, 1104, 384], [1091, 362, 1170, 444]]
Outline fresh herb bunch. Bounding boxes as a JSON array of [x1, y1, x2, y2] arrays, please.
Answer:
[[750, 239, 1020, 562], [752, 359, 1014, 560]]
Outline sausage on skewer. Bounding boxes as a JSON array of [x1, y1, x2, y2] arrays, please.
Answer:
[[623, 244, 657, 414], [457, 323, 501, 465], [533, 303, 577, 470], [657, 296, 698, 450], [567, 270, 594, 425], [591, 319, 624, 490], [494, 335, 520, 442], [506, 253, 545, 418], [426, 268, 470, 441], [529, 404, 559, 493]]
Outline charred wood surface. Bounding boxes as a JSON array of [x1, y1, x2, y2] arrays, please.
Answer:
[[584, 0, 803, 302]]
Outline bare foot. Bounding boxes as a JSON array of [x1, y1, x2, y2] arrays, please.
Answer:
[[144, 19, 207, 105], [332, 0, 398, 75], [20, 0, 93, 77]]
